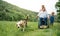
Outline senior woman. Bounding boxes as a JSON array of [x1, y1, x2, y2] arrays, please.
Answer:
[[36, 5, 49, 29]]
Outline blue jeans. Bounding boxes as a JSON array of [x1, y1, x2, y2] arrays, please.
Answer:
[[38, 18, 47, 28]]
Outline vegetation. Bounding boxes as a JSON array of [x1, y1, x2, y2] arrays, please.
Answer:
[[55, 0, 60, 22], [0, 0, 60, 36], [0, 21, 60, 36], [0, 0, 37, 21]]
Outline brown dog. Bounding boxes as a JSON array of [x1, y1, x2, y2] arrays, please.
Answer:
[[16, 15, 29, 31], [16, 19, 27, 32]]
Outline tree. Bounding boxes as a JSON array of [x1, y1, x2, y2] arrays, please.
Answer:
[[55, 0, 60, 22]]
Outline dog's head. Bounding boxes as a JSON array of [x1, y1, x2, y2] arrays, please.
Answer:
[[16, 20, 26, 28], [16, 21, 21, 28], [16, 24, 20, 28]]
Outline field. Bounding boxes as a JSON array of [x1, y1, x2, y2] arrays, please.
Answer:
[[0, 21, 60, 36]]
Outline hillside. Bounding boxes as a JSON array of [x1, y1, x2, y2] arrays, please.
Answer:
[[0, 0, 37, 21]]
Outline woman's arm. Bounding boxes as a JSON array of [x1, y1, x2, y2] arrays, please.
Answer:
[[36, 16, 39, 19]]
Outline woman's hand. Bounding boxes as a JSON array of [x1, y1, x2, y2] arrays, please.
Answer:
[[36, 16, 38, 19]]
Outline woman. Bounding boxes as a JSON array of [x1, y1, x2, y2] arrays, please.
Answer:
[[36, 5, 49, 29]]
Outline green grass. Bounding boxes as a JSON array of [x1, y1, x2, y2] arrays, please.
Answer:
[[0, 21, 60, 36]]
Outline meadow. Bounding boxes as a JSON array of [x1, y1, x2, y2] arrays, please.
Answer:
[[0, 21, 60, 36]]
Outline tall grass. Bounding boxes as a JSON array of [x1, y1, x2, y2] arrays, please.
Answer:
[[0, 21, 60, 36]]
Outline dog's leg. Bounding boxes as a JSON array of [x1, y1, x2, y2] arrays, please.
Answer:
[[25, 22, 27, 27], [23, 26, 25, 32], [23, 28, 24, 32], [23, 25, 25, 32]]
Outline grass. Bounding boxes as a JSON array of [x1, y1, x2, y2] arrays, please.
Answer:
[[0, 21, 60, 36]]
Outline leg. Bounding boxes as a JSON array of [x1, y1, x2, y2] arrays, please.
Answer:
[[25, 20, 28, 27], [50, 22, 53, 26], [40, 18, 43, 26], [50, 20, 53, 26], [23, 25, 25, 32], [44, 18, 47, 25], [23, 28, 25, 32], [44, 18, 49, 28], [50, 16, 54, 26], [25, 22, 27, 27]]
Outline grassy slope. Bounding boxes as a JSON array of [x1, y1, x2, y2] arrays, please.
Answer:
[[0, 21, 60, 36], [0, 1, 37, 21]]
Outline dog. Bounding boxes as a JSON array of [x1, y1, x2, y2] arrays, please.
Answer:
[[16, 15, 29, 31], [16, 19, 27, 32]]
